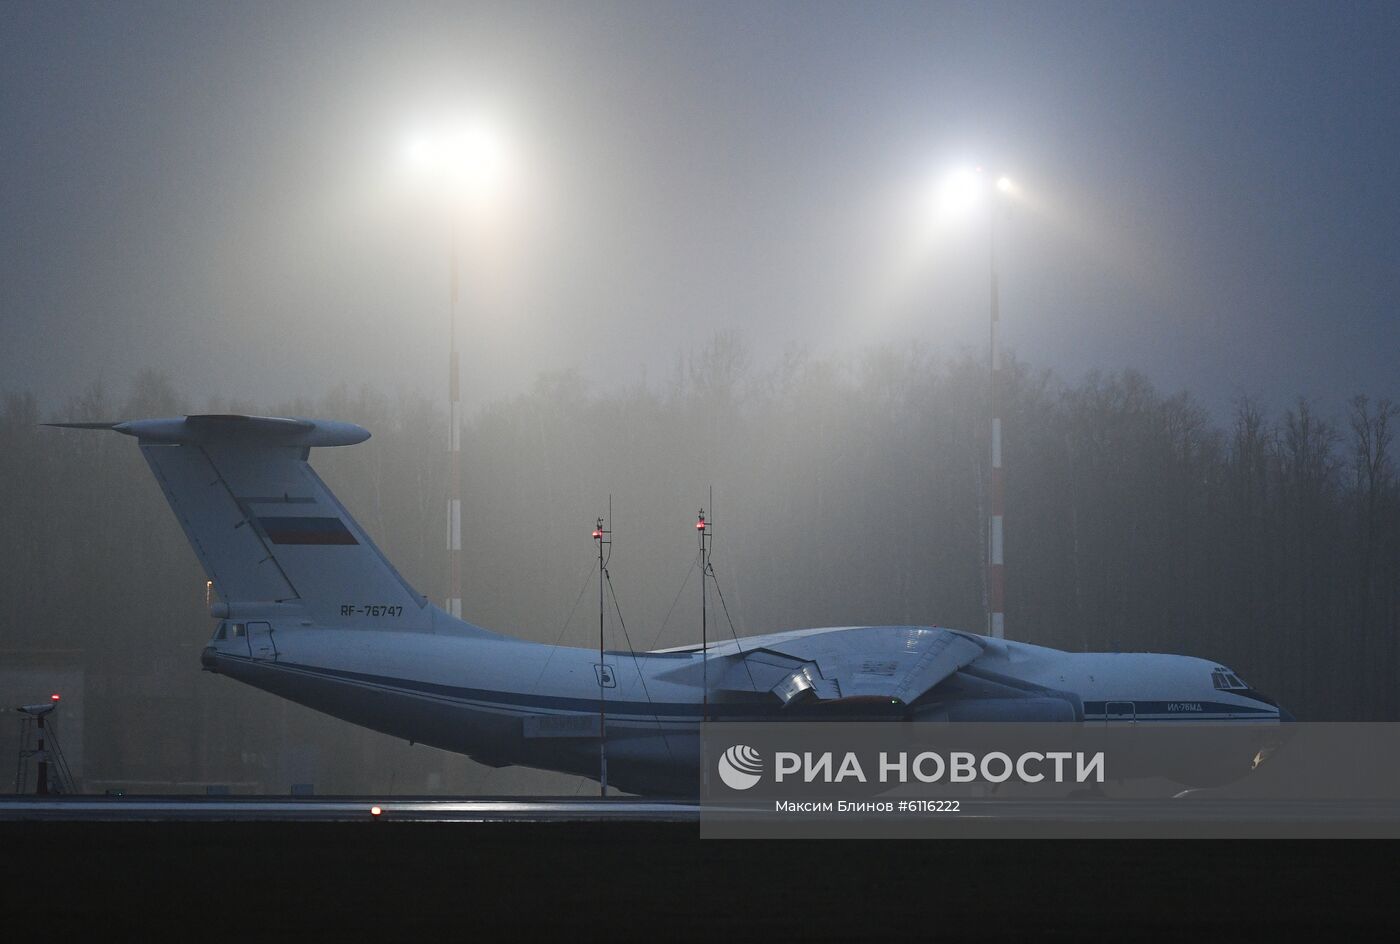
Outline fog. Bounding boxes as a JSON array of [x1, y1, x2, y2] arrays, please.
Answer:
[[3, 2, 1397, 420], [2, 2, 1398, 793]]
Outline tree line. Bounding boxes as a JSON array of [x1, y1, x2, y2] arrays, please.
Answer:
[[1, 337, 1396, 791]]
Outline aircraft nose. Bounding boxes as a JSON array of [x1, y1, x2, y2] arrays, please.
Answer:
[[201, 646, 218, 670], [1277, 705, 1295, 723]]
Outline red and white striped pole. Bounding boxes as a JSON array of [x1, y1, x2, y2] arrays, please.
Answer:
[[447, 223, 463, 618], [988, 214, 1005, 640]]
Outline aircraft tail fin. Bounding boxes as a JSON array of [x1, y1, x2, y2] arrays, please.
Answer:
[[50, 414, 479, 634]]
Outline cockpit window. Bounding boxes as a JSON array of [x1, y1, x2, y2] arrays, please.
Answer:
[[1212, 667, 1248, 691]]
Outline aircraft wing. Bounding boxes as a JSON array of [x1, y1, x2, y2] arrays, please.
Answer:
[[685, 626, 987, 708]]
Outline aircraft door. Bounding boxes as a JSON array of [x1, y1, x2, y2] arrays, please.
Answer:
[[1105, 701, 1136, 723], [248, 621, 278, 661]]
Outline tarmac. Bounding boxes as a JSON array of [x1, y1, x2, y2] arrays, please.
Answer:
[[4, 794, 1399, 837], [0, 795, 698, 822], [4, 797, 1397, 936]]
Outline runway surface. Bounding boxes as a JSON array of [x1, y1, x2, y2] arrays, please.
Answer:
[[4, 795, 1399, 836], [0, 796, 699, 822]]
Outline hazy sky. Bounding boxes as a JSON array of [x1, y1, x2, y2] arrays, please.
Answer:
[[3, 0, 1397, 420]]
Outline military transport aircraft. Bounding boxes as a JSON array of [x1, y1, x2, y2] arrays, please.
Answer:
[[51, 414, 1290, 795]]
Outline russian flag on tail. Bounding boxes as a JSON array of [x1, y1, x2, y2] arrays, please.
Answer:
[[258, 516, 358, 546]]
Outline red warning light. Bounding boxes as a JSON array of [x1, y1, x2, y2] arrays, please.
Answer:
[[50, 693, 61, 702], [592, 529, 604, 539], [696, 518, 706, 530]]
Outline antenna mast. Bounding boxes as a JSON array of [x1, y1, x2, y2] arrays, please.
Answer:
[[592, 503, 612, 797], [14, 694, 70, 795], [696, 499, 711, 722]]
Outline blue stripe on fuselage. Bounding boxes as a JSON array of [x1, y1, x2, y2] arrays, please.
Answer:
[[213, 655, 1280, 723], [220, 655, 775, 719]]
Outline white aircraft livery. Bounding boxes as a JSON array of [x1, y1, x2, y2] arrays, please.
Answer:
[[51, 414, 1291, 795]]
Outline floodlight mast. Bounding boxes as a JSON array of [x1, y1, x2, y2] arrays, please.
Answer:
[[936, 165, 1015, 638], [941, 165, 1014, 640], [988, 187, 1005, 641], [400, 118, 516, 622]]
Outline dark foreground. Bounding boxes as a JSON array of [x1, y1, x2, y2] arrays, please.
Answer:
[[1, 818, 1394, 939]]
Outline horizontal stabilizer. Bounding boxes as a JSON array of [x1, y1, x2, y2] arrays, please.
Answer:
[[46, 414, 370, 448]]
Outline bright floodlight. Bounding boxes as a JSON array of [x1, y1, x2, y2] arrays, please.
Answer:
[[928, 165, 1023, 224], [939, 166, 983, 216], [400, 116, 514, 205], [402, 134, 435, 168], [452, 120, 508, 187]]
